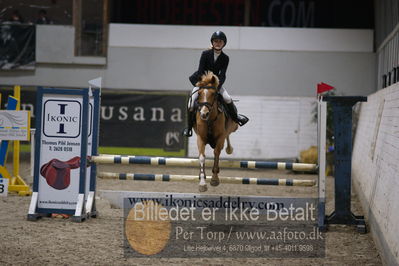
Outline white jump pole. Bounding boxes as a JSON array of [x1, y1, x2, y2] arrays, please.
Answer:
[[98, 172, 316, 187]]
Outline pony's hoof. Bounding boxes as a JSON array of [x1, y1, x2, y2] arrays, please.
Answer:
[[210, 178, 220, 187], [199, 184, 208, 192], [226, 146, 233, 154]]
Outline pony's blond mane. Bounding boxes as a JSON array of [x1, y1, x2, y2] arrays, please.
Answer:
[[197, 71, 219, 88]]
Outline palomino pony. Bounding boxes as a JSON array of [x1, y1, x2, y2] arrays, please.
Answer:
[[193, 71, 239, 192]]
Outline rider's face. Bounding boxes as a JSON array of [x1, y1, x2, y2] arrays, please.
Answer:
[[212, 39, 225, 50]]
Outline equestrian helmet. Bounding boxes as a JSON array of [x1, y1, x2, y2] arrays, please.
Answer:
[[211, 31, 227, 46]]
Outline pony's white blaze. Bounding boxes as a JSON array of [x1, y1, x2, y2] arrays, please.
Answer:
[[199, 89, 209, 119]]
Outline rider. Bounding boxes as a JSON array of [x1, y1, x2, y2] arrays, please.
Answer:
[[182, 31, 249, 137]]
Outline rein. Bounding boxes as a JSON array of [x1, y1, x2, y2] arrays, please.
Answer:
[[196, 86, 221, 127], [197, 86, 218, 111]]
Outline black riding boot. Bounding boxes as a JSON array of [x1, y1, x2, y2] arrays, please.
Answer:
[[226, 102, 249, 126], [182, 110, 196, 137]]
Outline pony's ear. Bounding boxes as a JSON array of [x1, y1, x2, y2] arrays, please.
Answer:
[[211, 75, 216, 84]]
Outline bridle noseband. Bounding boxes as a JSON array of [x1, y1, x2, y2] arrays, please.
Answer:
[[197, 86, 217, 111]]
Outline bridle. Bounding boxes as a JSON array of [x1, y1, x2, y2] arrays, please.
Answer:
[[196, 86, 218, 112]]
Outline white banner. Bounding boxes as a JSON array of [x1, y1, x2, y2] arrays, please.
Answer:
[[0, 110, 30, 141], [37, 95, 86, 211]]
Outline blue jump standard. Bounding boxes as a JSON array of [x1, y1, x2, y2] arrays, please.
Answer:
[[323, 96, 367, 233]]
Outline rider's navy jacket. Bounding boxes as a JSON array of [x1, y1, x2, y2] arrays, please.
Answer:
[[189, 49, 229, 89]]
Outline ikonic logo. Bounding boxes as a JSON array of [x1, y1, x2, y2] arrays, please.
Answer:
[[43, 100, 81, 138], [54, 104, 70, 134]]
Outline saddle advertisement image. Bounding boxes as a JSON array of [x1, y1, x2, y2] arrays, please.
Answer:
[[123, 193, 325, 258], [37, 94, 92, 212]]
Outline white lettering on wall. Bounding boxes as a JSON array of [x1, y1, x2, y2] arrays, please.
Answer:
[[170, 108, 183, 122], [99, 106, 183, 122], [101, 106, 114, 120], [118, 106, 128, 120], [133, 107, 145, 121], [165, 131, 180, 146], [150, 107, 165, 122]]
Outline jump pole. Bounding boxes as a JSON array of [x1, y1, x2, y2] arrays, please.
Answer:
[[91, 155, 317, 172], [98, 172, 316, 187]]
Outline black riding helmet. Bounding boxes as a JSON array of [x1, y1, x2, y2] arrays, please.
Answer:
[[211, 31, 227, 47]]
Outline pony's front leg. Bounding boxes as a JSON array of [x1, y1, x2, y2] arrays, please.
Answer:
[[197, 140, 207, 192], [198, 153, 207, 192], [210, 142, 223, 187]]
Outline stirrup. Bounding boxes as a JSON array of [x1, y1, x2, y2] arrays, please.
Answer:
[[237, 114, 249, 126], [182, 128, 193, 137]]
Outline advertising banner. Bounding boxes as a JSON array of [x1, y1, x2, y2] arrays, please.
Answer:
[[27, 88, 93, 220], [100, 91, 187, 151], [28, 87, 100, 221], [120, 191, 325, 258], [122, 0, 372, 28], [37, 94, 87, 212], [0, 110, 30, 140]]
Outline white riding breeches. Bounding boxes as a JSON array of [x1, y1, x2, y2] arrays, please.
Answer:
[[219, 87, 233, 104], [188, 86, 232, 110]]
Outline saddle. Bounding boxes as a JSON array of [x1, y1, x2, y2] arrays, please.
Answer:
[[217, 94, 229, 117], [40, 156, 81, 190]]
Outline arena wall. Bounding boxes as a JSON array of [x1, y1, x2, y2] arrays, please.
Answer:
[[352, 83, 399, 265], [188, 96, 317, 160], [1, 24, 375, 97]]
